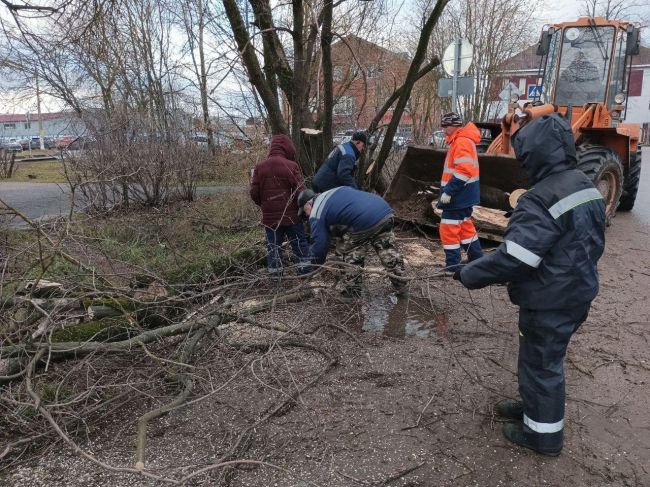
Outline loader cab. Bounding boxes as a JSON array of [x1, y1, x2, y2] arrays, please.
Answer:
[[537, 18, 640, 123]]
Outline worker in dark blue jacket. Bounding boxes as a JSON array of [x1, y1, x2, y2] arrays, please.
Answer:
[[454, 114, 606, 456], [312, 131, 367, 192], [297, 187, 406, 296]]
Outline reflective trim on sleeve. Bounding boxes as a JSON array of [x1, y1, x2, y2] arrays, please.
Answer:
[[441, 218, 463, 224], [524, 414, 564, 433], [547, 188, 604, 219], [440, 181, 447, 187], [443, 244, 461, 250], [453, 156, 477, 165], [505, 240, 542, 268], [312, 187, 341, 219], [443, 167, 454, 175]]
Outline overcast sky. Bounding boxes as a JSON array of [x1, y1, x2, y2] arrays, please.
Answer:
[[536, 1, 650, 41]]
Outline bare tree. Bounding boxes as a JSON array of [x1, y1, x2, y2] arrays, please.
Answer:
[[580, 0, 649, 22]]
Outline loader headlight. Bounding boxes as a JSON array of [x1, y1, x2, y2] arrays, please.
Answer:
[[510, 94, 520, 103], [614, 93, 625, 104]]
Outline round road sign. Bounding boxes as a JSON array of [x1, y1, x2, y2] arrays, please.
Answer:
[[442, 39, 474, 76]]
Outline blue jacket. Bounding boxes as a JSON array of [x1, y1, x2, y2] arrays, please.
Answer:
[[312, 141, 360, 192], [459, 114, 606, 310], [308, 187, 392, 264]]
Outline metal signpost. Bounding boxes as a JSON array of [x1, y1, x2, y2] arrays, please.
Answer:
[[441, 39, 474, 111]]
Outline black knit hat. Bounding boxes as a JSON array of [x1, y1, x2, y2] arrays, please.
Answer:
[[297, 189, 316, 216], [352, 131, 368, 145], [441, 112, 463, 127]]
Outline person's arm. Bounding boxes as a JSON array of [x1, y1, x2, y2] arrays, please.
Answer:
[[459, 195, 562, 289], [442, 138, 477, 197], [336, 154, 359, 188], [308, 216, 330, 265], [249, 166, 261, 206]]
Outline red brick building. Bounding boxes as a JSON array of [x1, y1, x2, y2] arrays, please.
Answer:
[[329, 36, 413, 135]]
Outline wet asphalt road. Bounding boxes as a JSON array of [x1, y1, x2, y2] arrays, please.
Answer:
[[0, 182, 243, 227]]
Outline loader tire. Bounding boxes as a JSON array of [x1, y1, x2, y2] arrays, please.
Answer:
[[576, 144, 623, 226], [618, 147, 642, 212]]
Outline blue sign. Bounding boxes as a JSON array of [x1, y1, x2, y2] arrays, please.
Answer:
[[527, 85, 542, 99]]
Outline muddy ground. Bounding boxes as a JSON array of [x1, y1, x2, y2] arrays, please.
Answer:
[[2, 151, 650, 486]]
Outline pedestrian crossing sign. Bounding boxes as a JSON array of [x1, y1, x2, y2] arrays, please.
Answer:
[[527, 85, 542, 99]]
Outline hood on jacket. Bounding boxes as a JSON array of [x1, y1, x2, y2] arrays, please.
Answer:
[[268, 134, 296, 161], [511, 114, 577, 185], [446, 121, 481, 145]]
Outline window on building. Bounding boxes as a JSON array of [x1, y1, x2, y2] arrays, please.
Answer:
[[367, 65, 378, 79], [3, 123, 16, 129], [333, 96, 356, 115], [24, 122, 31, 129]]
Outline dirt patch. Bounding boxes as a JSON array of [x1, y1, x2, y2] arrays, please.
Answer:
[[1, 215, 649, 486]]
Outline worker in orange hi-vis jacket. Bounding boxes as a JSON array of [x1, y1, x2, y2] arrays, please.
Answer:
[[436, 112, 483, 272]]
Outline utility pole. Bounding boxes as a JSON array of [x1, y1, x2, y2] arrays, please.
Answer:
[[451, 38, 461, 113], [36, 72, 44, 150]]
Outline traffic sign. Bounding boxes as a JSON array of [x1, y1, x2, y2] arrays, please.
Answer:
[[499, 82, 521, 101], [442, 39, 473, 76], [438, 77, 475, 97], [527, 84, 542, 99]]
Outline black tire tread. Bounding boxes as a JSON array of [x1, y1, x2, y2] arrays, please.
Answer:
[[575, 144, 624, 224], [618, 148, 642, 212]]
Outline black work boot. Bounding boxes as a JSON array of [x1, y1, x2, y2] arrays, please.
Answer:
[[502, 422, 562, 457], [494, 399, 524, 420]]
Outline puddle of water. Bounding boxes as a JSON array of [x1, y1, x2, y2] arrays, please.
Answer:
[[362, 294, 448, 337]]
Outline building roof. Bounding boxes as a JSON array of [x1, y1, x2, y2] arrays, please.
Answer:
[[0, 112, 71, 123], [500, 43, 650, 73]]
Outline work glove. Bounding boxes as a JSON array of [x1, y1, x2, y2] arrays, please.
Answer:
[[439, 192, 451, 205]]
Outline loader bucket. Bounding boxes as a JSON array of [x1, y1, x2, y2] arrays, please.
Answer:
[[385, 145, 530, 235]]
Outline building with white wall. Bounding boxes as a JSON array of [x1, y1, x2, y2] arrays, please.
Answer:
[[0, 112, 85, 140]]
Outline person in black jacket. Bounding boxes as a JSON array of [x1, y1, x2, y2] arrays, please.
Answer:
[[312, 131, 367, 192], [454, 113, 606, 456]]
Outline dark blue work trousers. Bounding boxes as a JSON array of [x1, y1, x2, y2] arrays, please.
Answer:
[[517, 304, 591, 451], [264, 223, 311, 275]]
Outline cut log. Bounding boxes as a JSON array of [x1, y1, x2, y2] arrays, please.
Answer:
[[432, 202, 508, 240]]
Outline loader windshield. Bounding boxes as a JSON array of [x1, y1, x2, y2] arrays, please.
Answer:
[[554, 25, 615, 105]]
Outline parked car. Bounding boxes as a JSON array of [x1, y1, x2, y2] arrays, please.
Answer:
[[0, 139, 22, 152], [55, 135, 76, 149], [430, 130, 447, 148], [333, 130, 354, 145]]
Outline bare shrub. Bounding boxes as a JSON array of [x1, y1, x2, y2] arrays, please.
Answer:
[[64, 111, 212, 212]]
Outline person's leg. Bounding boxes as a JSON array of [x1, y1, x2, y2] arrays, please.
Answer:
[[339, 232, 366, 295], [285, 222, 312, 275], [512, 304, 591, 454], [370, 222, 406, 293], [264, 225, 284, 276], [459, 210, 483, 261], [439, 210, 462, 271]]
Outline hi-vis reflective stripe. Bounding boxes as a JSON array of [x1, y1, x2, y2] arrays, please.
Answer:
[[461, 235, 478, 245], [448, 173, 479, 183], [505, 240, 542, 268], [454, 156, 479, 167], [524, 414, 564, 433], [312, 187, 341, 219], [441, 218, 463, 224], [443, 244, 461, 250], [548, 188, 603, 219]]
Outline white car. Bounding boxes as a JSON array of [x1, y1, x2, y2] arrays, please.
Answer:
[[333, 130, 354, 145]]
